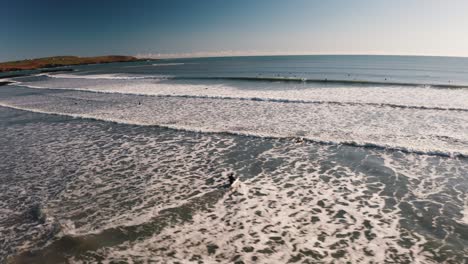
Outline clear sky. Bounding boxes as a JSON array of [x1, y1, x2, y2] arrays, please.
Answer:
[[2, 0, 468, 61]]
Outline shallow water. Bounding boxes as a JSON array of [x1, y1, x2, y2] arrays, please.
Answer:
[[1, 55, 468, 263], [0, 107, 466, 263]]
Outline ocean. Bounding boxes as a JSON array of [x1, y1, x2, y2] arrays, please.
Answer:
[[0, 55, 467, 263]]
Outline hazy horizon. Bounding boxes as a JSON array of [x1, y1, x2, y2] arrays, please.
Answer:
[[2, 0, 468, 61], [6, 52, 468, 63]]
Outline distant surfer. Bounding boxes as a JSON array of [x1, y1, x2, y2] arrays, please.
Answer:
[[295, 137, 304, 143]]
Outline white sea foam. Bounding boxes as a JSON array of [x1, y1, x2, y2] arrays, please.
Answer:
[[46, 134, 236, 237], [40, 73, 169, 80], [94, 146, 446, 263], [462, 200, 468, 225], [2, 79, 18, 85], [13, 77, 468, 111], [1, 101, 466, 263], [152, 63, 186, 66], [0, 90, 467, 158], [0, 116, 241, 259]]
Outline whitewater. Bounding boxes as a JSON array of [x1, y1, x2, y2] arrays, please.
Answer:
[[1, 55, 467, 263]]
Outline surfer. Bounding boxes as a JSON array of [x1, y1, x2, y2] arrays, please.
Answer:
[[29, 204, 46, 224], [228, 172, 236, 187], [295, 137, 304, 143], [228, 172, 241, 192], [227, 172, 241, 192]]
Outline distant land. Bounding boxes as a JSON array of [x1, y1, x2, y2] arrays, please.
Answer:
[[0, 55, 141, 72]]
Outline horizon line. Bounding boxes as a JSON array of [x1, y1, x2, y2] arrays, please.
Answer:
[[3, 52, 468, 64], [136, 51, 468, 60]]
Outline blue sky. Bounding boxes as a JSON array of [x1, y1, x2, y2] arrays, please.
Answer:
[[2, 0, 468, 61]]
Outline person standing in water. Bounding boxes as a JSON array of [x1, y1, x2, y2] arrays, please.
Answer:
[[228, 172, 236, 187]]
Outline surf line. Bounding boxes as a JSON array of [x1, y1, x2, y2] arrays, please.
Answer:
[[10, 83, 468, 113], [0, 102, 466, 159]]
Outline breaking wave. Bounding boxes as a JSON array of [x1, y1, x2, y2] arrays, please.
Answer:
[[9, 83, 468, 112], [31, 73, 468, 88], [168, 76, 468, 88], [0, 102, 466, 159], [152, 63, 186, 66], [40, 73, 170, 80]]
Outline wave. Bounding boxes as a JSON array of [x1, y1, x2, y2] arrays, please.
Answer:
[[0, 102, 466, 159], [124, 63, 192, 68], [10, 83, 468, 112], [142, 94, 468, 112], [0, 81, 13, 86], [36, 73, 468, 89], [152, 63, 186, 66], [40, 73, 170, 80], [173, 76, 468, 89], [462, 202, 468, 225]]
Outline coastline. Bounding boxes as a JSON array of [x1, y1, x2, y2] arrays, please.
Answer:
[[0, 55, 147, 73]]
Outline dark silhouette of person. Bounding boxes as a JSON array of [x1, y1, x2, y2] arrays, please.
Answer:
[[228, 172, 236, 187]]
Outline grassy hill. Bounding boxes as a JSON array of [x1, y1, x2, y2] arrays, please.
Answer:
[[0, 55, 139, 72]]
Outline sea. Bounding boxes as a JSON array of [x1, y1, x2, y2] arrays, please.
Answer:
[[0, 55, 467, 263]]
